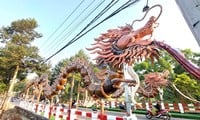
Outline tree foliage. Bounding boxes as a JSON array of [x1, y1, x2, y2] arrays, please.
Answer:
[[134, 51, 173, 80], [50, 49, 90, 102], [0, 18, 50, 84], [168, 49, 200, 102], [173, 49, 200, 78], [50, 59, 70, 84], [174, 73, 200, 102], [13, 80, 27, 93], [0, 82, 7, 94], [50, 49, 89, 82], [134, 49, 200, 103]]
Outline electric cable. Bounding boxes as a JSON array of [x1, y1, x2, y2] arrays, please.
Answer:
[[43, 0, 139, 63], [45, 0, 104, 57], [43, 0, 114, 58], [40, 0, 85, 51], [67, 0, 140, 46], [43, 0, 140, 63], [43, 0, 118, 60]]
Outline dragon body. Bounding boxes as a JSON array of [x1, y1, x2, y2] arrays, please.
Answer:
[[155, 41, 200, 80], [24, 58, 169, 101]]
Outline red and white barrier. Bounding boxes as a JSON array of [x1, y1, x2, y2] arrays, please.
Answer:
[[43, 104, 50, 118], [18, 100, 200, 120], [72, 110, 124, 120], [98, 101, 200, 113], [36, 104, 45, 115], [18, 101, 124, 120]]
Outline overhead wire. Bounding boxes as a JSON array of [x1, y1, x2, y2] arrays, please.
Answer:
[[83, 0, 118, 29], [43, 0, 139, 63], [43, 0, 140, 63], [47, 0, 95, 55], [45, 0, 103, 57], [48, 0, 116, 55], [64, 0, 120, 46], [43, 0, 118, 61], [64, 0, 140, 48], [40, 0, 85, 52]]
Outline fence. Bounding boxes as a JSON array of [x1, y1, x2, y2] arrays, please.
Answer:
[[18, 100, 124, 120], [18, 100, 200, 120], [103, 101, 200, 113]]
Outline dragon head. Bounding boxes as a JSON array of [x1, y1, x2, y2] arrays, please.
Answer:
[[87, 18, 159, 69], [87, 5, 163, 69]]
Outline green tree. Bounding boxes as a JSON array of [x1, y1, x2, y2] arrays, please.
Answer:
[[13, 80, 26, 93], [174, 73, 200, 102], [134, 51, 173, 80], [0, 82, 7, 94], [50, 59, 70, 84], [193, 52, 200, 67], [133, 49, 200, 103], [0, 18, 50, 111], [50, 49, 89, 82], [70, 49, 90, 60], [173, 49, 200, 77], [50, 49, 90, 102], [171, 49, 200, 102], [0, 18, 50, 83]]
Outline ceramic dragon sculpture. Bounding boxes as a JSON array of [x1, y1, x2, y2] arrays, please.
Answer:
[[137, 70, 169, 98], [24, 4, 200, 101], [22, 74, 48, 102]]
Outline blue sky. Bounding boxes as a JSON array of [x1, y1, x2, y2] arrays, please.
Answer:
[[1, 0, 199, 66]]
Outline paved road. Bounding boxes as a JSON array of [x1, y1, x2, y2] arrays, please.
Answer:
[[79, 107, 193, 120]]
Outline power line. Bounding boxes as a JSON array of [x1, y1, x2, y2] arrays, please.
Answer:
[[40, 0, 85, 51], [45, 0, 116, 57], [43, 0, 139, 63], [43, 0, 117, 61], [44, 0, 99, 56], [43, 0, 140, 63], [67, 0, 140, 46], [59, 0, 106, 41]]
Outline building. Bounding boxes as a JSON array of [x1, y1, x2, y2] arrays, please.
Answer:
[[176, 0, 200, 47]]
